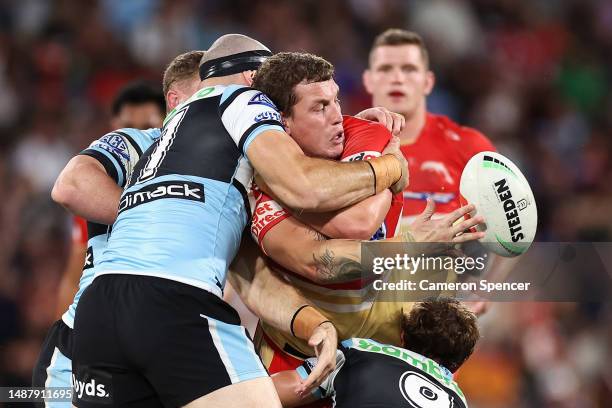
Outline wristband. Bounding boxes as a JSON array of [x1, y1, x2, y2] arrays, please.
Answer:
[[368, 155, 402, 194], [291, 305, 329, 339]]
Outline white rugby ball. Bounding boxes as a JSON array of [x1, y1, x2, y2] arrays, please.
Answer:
[[460, 151, 537, 257]]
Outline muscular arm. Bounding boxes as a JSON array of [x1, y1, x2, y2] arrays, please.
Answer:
[[227, 236, 315, 333], [52, 155, 121, 225], [294, 190, 392, 240], [247, 130, 401, 212]]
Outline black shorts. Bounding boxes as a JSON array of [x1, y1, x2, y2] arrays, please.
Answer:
[[72, 274, 268, 408], [32, 319, 73, 407]]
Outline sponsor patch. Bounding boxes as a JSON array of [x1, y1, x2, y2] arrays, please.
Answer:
[[119, 181, 205, 214], [93, 133, 130, 161], [83, 246, 94, 270], [342, 151, 380, 162], [254, 111, 282, 123], [248, 92, 277, 110], [72, 368, 112, 404]]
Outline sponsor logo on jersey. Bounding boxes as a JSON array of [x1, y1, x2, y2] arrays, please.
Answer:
[[420, 161, 454, 185], [248, 92, 277, 110], [254, 111, 282, 123], [251, 199, 289, 241], [72, 374, 111, 400], [399, 371, 455, 408], [83, 246, 94, 270], [118, 181, 205, 214], [343, 151, 380, 162], [494, 178, 524, 242], [94, 133, 130, 161]]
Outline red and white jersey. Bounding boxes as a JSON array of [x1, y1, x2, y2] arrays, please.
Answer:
[[250, 115, 402, 248], [401, 113, 495, 225], [72, 216, 88, 245]]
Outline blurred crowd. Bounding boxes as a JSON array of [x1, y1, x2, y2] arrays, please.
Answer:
[[0, 0, 610, 406]]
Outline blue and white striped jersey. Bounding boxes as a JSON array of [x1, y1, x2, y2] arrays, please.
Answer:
[[95, 85, 284, 297]]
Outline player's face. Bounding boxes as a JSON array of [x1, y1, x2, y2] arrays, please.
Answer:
[[284, 79, 344, 160], [363, 45, 434, 119], [112, 103, 164, 129]]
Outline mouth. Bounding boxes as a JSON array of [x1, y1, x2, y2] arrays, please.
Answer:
[[332, 130, 345, 145], [388, 91, 406, 98]]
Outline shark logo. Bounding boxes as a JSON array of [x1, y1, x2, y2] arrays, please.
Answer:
[[248, 92, 277, 110]]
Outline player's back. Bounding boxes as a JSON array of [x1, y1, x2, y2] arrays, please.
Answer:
[[97, 85, 284, 297], [329, 338, 468, 408], [62, 127, 160, 328]]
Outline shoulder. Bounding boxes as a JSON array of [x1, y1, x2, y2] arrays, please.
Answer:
[[430, 114, 496, 158], [342, 116, 391, 159]]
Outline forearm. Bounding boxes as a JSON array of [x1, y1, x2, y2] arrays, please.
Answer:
[[272, 371, 318, 408], [295, 190, 391, 239], [52, 156, 121, 225], [248, 130, 403, 212]]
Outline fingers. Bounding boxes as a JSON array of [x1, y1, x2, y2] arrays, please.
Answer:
[[382, 135, 400, 155], [452, 231, 485, 243], [416, 197, 436, 222], [297, 344, 334, 393], [451, 214, 485, 236], [446, 204, 476, 226], [390, 112, 405, 136]]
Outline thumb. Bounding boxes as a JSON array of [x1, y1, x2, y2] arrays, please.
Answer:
[[308, 332, 323, 348], [418, 197, 436, 221]]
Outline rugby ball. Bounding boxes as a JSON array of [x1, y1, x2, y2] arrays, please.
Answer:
[[460, 151, 537, 257]]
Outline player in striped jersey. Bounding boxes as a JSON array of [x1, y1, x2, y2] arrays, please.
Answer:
[[249, 52, 485, 387], [32, 52, 202, 407]]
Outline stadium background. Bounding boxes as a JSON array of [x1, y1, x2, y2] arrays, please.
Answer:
[[0, 0, 611, 406]]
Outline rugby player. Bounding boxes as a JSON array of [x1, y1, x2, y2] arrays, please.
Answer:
[[248, 52, 485, 387], [55, 81, 166, 319], [70, 34, 409, 408], [273, 298, 479, 407], [363, 29, 517, 313], [33, 52, 202, 406]]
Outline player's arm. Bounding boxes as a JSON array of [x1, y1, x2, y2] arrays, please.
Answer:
[[247, 130, 405, 212], [293, 188, 392, 240], [228, 237, 338, 390], [52, 155, 121, 225], [55, 218, 87, 319], [262, 201, 485, 284]]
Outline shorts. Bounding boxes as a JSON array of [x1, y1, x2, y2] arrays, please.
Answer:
[[72, 274, 268, 408], [32, 319, 73, 408]]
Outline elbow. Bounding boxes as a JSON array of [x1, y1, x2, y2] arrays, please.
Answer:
[[51, 177, 76, 208], [346, 222, 379, 240]]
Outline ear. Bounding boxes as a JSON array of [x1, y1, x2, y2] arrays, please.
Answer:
[[362, 69, 373, 95], [424, 70, 435, 96], [243, 70, 256, 86], [166, 90, 180, 111], [282, 114, 292, 136]]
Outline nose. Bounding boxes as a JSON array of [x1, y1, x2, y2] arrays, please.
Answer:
[[330, 101, 343, 126], [391, 67, 405, 83]]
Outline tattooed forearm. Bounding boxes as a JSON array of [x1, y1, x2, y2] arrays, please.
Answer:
[[312, 247, 366, 283]]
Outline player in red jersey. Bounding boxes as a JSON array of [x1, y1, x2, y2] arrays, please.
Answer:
[[363, 29, 496, 224], [249, 52, 485, 397]]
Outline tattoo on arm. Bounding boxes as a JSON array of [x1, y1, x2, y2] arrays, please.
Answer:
[[312, 247, 365, 283]]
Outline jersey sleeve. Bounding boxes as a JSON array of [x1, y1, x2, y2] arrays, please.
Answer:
[[79, 128, 157, 188], [219, 86, 285, 156], [249, 183, 292, 253], [340, 116, 391, 162], [71, 216, 88, 245], [296, 349, 346, 400]]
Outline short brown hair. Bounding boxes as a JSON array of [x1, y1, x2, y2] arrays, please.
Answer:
[[369, 29, 429, 68], [252, 52, 334, 116], [401, 298, 479, 373], [162, 50, 204, 96]]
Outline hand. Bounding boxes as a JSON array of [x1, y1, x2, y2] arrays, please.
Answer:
[[410, 198, 485, 243], [354, 107, 405, 136], [296, 321, 338, 394], [382, 136, 409, 194]]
